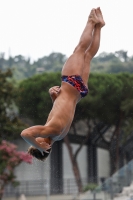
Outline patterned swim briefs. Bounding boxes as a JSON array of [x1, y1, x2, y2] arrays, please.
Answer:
[[61, 75, 88, 98]]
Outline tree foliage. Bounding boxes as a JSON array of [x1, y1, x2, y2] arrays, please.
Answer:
[[0, 70, 26, 141], [0, 50, 133, 81], [74, 73, 133, 173], [0, 52, 66, 80], [79, 73, 133, 124], [17, 72, 61, 124]]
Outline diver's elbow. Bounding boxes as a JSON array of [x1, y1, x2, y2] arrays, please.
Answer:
[[21, 130, 29, 138]]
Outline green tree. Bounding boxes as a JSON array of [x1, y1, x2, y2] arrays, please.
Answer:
[[115, 50, 128, 62], [17, 72, 61, 124], [0, 69, 25, 141], [76, 73, 133, 174], [35, 52, 66, 72]]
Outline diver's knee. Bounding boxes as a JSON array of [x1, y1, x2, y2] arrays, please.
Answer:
[[73, 41, 87, 54], [85, 51, 93, 61]]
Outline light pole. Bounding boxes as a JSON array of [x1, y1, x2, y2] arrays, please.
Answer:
[[45, 179, 50, 200]]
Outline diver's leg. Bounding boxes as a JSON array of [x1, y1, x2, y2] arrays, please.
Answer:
[[82, 7, 105, 86], [61, 9, 100, 76]]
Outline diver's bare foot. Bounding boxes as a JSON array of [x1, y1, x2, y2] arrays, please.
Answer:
[[95, 7, 105, 27], [88, 8, 100, 24]]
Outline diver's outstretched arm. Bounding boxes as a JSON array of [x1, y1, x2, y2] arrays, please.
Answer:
[[21, 125, 59, 154]]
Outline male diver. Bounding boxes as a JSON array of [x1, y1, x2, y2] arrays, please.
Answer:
[[21, 7, 105, 161]]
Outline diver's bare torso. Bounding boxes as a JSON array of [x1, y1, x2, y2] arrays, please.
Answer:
[[45, 81, 81, 141]]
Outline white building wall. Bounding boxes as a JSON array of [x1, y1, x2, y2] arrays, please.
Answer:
[[97, 147, 110, 183], [63, 143, 88, 194], [63, 143, 88, 179]]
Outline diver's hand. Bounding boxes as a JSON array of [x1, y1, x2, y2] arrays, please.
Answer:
[[49, 86, 60, 102], [39, 142, 51, 154], [49, 86, 60, 96]]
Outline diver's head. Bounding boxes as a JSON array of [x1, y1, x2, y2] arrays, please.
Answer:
[[28, 146, 52, 161]]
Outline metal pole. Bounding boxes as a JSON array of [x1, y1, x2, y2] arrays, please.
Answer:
[[93, 191, 96, 200], [45, 179, 50, 200], [110, 178, 113, 200]]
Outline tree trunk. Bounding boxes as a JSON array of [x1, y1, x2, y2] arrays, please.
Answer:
[[109, 112, 124, 175], [115, 128, 120, 171], [109, 142, 117, 175], [64, 136, 83, 193]]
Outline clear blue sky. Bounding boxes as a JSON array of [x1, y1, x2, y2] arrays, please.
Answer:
[[0, 0, 132, 61]]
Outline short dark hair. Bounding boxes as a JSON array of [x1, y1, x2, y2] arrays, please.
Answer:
[[28, 146, 52, 161]]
